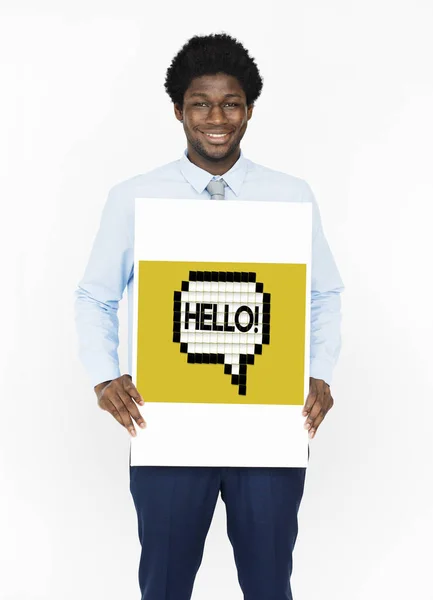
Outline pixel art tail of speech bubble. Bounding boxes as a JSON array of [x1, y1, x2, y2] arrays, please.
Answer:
[[173, 271, 271, 395]]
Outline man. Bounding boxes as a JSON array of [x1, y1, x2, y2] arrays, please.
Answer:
[[74, 33, 344, 600]]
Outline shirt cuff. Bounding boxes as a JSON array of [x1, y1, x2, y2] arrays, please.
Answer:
[[89, 364, 122, 389], [309, 360, 334, 387]]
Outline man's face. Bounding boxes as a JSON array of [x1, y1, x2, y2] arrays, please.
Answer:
[[174, 72, 253, 163]]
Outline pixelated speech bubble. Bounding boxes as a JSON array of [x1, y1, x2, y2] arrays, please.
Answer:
[[173, 271, 271, 395]]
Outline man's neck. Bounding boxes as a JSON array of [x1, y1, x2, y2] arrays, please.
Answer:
[[186, 145, 240, 175]]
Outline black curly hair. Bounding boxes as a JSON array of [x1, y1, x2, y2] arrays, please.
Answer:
[[164, 33, 263, 109]]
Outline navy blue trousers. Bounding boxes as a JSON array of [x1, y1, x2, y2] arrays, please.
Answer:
[[129, 454, 308, 600]]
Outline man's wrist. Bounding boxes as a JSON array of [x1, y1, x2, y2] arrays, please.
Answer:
[[94, 380, 112, 395]]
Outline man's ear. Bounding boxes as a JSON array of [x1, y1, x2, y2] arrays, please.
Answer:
[[247, 104, 254, 120], [174, 102, 183, 123]]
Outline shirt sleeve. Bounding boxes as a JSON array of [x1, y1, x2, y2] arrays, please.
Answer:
[[73, 184, 134, 388], [303, 180, 345, 386]]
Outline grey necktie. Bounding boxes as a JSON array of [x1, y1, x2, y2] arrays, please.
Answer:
[[206, 178, 227, 200]]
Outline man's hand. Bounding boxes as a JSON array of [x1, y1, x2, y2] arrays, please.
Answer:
[[94, 374, 147, 437], [302, 377, 334, 439]]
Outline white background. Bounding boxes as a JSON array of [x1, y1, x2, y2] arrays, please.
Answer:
[[1, 2, 432, 599]]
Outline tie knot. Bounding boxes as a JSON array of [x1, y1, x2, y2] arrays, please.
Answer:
[[206, 178, 227, 200]]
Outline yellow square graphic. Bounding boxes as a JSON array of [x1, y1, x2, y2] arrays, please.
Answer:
[[136, 261, 306, 405]]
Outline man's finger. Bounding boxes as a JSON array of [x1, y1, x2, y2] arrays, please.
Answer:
[[308, 406, 327, 438], [123, 377, 145, 406], [117, 388, 147, 430], [302, 391, 318, 417], [108, 392, 136, 435], [110, 406, 125, 428], [308, 393, 334, 438], [304, 396, 323, 430]]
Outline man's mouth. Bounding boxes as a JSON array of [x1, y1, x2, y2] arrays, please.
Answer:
[[200, 131, 232, 143]]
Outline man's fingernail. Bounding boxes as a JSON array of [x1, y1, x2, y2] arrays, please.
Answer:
[[140, 422, 146, 428], [130, 429, 136, 437]]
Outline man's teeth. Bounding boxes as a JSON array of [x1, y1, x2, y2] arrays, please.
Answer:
[[206, 133, 228, 137]]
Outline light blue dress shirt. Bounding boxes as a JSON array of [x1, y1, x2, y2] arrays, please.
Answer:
[[74, 148, 345, 389]]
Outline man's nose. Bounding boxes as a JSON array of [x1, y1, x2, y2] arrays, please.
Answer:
[[206, 105, 228, 123]]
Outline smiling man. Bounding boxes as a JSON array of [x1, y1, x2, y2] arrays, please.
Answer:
[[74, 33, 344, 600]]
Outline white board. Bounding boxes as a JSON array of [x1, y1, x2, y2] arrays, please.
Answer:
[[130, 198, 312, 467]]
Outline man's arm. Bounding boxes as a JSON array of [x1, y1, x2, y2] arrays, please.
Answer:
[[300, 180, 344, 439], [304, 180, 345, 386], [73, 184, 134, 388]]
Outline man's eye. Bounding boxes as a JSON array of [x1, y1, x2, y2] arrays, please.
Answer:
[[193, 102, 239, 107]]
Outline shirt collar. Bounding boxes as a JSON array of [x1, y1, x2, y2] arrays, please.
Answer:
[[179, 147, 248, 196]]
